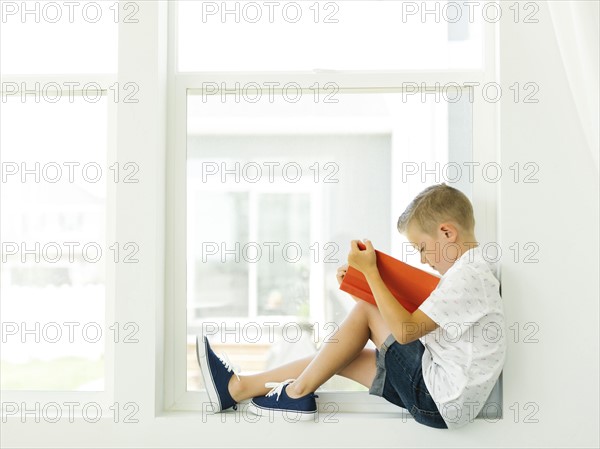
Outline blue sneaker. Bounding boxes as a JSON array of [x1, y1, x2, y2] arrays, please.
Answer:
[[248, 379, 318, 421], [196, 336, 239, 412]]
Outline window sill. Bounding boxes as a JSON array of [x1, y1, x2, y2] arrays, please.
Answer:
[[157, 409, 412, 423]]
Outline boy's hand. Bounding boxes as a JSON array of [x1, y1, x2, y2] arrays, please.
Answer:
[[336, 264, 349, 286], [347, 239, 378, 276], [336, 263, 361, 302]]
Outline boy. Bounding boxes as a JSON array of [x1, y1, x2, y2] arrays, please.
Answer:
[[196, 183, 507, 429]]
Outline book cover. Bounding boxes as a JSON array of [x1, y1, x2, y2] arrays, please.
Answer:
[[339, 245, 441, 313]]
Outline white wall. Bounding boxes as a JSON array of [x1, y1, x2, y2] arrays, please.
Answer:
[[497, 1, 599, 447]]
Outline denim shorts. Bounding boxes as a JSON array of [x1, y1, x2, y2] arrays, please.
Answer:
[[369, 334, 448, 429]]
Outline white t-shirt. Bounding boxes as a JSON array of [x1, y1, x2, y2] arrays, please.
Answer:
[[418, 245, 507, 429]]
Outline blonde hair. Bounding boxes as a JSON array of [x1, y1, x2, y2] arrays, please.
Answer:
[[397, 183, 475, 237]]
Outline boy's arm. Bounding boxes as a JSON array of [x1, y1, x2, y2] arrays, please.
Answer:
[[364, 270, 439, 344], [347, 239, 438, 344]]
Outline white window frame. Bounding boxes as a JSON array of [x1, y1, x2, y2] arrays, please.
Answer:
[[165, 0, 499, 415], [0, 0, 500, 434]]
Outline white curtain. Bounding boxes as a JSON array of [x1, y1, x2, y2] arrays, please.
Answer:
[[548, 0, 599, 172]]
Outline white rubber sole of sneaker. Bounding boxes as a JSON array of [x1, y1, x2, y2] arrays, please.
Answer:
[[246, 403, 317, 422], [196, 336, 222, 413]]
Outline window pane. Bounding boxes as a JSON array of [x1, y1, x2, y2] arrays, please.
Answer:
[[178, 0, 483, 71], [188, 189, 250, 319], [257, 193, 311, 317], [186, 90, 472, 392], [0, 96, 107, 390], [0, 1, 118, 74]]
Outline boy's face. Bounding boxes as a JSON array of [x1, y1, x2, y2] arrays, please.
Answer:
[[405, 222, 459, 276]]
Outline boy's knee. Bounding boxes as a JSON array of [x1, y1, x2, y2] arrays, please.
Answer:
[[352, 300, 377, 317]]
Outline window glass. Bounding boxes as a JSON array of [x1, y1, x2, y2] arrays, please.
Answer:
[[1, 0, 118, 74], [0, 96, 107, 390], [178, 1, 484, 71], [186, 90, 472, 392]]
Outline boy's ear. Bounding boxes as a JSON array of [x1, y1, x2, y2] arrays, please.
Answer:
[[438, 223, 458, 242]]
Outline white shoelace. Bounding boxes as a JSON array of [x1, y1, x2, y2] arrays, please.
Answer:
[[264, 378, 296, 401], [217, 352, 241, 381]]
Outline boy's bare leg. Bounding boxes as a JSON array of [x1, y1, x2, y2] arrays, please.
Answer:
[[228, 301, 391, 402]]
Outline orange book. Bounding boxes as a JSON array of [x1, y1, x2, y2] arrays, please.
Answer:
[[339, 243, 441, 313]]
